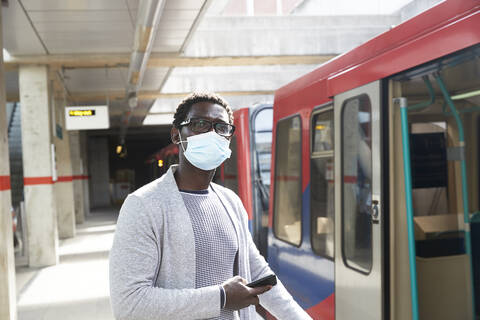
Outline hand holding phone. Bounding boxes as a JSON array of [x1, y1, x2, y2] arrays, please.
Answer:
[[222, 276, 273, 310], [246, 274, 277, 288]]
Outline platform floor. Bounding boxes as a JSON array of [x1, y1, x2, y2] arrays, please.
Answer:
[[16, 208, 119, 320]]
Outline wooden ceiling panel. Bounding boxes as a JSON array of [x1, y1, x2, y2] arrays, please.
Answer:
[[164, 0, 204, 11], [34, 21, 133, 33], [126, 0, 139, 10], [157, 18, 193, 30], [141, 67, 170, 91], [162, 9, 199, 21], [155, 28, 190, 39], [150, 45, 183, 53], [1, 0, 46, 54], [152, 37, 184, 47], [28, 10, 132, 23], [46, 43, 133, 54], [21, 0, 127, 11], [63, 68, 128, 93]]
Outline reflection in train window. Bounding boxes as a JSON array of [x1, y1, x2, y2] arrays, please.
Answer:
[[273, 116, 302, 246], [254, 131, 272, 188], [312, 110, 333, 153], [341, 94, 373, 273], [223, 136, 238, 193], [311, 109, 334, 258]]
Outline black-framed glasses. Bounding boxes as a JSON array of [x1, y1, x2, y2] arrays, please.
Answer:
[[180, 118, 235, 137]]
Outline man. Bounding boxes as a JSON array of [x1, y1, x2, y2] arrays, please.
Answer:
[[109, 92, 311, 320]]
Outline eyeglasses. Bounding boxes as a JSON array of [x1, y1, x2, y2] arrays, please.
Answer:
[[180, 118, 235, 137]]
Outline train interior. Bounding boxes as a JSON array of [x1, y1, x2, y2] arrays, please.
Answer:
[[389, 44, 480, 320]]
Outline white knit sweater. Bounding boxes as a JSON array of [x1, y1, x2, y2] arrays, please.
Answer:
[[109, 165, 311, 320]]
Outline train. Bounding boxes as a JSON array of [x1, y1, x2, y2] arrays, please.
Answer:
[[145, 2, 480, 318], [266, 0, 480, 319]]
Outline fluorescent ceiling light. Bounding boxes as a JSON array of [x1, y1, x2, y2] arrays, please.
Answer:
[[143, 113, 174, 125], [451, 89, 480, 100]]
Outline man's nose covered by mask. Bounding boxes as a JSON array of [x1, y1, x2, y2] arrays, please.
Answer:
[[177, 131, 232, 171]]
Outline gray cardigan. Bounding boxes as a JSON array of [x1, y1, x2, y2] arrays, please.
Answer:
[[109, 165, 311, 320]]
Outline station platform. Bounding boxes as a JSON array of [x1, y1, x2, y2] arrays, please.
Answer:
[[15, 209, 118, 320]]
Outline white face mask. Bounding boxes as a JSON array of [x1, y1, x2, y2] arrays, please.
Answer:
[[177, 131, 232, 171]]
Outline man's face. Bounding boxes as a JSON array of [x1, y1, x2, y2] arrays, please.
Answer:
[[179, 101, 231, 141]]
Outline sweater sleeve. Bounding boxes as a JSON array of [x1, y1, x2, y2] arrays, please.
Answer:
[[109, 194, 221, 320], [234, 198, 312, 320]]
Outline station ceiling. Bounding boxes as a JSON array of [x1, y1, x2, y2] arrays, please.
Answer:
[[2, 0, 436, 131]]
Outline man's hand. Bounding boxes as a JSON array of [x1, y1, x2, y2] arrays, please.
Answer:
[[222, 276, 272, 310]]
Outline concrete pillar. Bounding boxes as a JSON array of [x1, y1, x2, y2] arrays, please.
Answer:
[[0, 7, 18, 319], [88, 137, 111, 209], [80, 132, 91, 215], [53, 97, 75, 238], [19, 65, 58, 267], [69, 131, 86, 224]]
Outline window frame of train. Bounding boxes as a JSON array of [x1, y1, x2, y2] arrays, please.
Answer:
[[250, 104, 273, 258], [310, 105, 335, 259], [273, 114, 303, 247], [334, 80, 384, 320]]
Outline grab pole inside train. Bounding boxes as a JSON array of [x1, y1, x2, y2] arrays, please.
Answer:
[[434, 73, 477, 320], [395, 97, 420, 320]]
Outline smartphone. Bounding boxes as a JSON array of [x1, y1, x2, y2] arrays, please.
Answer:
[[246, 274, 277, 288]]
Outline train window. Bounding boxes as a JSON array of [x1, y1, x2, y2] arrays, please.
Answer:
[[310, 109, 334, 258], [223, 135, 239, 193], [410, 122, 448, 216], [253, 108, 273, 189], [341, 94, 373, 274], [273, 116, 302, 246], [312, 110, 333, 153]]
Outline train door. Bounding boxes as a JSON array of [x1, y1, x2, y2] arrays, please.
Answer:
[[334, 80, 383, 319]]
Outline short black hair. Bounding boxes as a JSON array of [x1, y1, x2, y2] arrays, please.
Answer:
[[173, 92, 234, 128]]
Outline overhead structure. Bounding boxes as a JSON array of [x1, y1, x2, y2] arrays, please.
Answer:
[[1, 0, 441, 129], [120, 0, 166, 145]]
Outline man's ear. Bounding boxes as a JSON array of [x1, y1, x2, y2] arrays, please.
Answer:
[[171, 126, 180, 144]]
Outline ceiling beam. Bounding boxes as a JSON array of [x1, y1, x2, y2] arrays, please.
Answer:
[[5, 53, 335, 70], [67, 90, 275, 103]]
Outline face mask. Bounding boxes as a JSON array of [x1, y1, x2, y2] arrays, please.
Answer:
[[177, 131, 232, 171]]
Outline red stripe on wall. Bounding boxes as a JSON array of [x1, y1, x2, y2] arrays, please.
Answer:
[[24, 176, 54, 185], [0, 175, 11, 191], [57, 176, 73, 182], [22, 175, 89, 186]]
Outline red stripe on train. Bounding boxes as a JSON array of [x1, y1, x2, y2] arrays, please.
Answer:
[[306, 293, 334, 320]]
